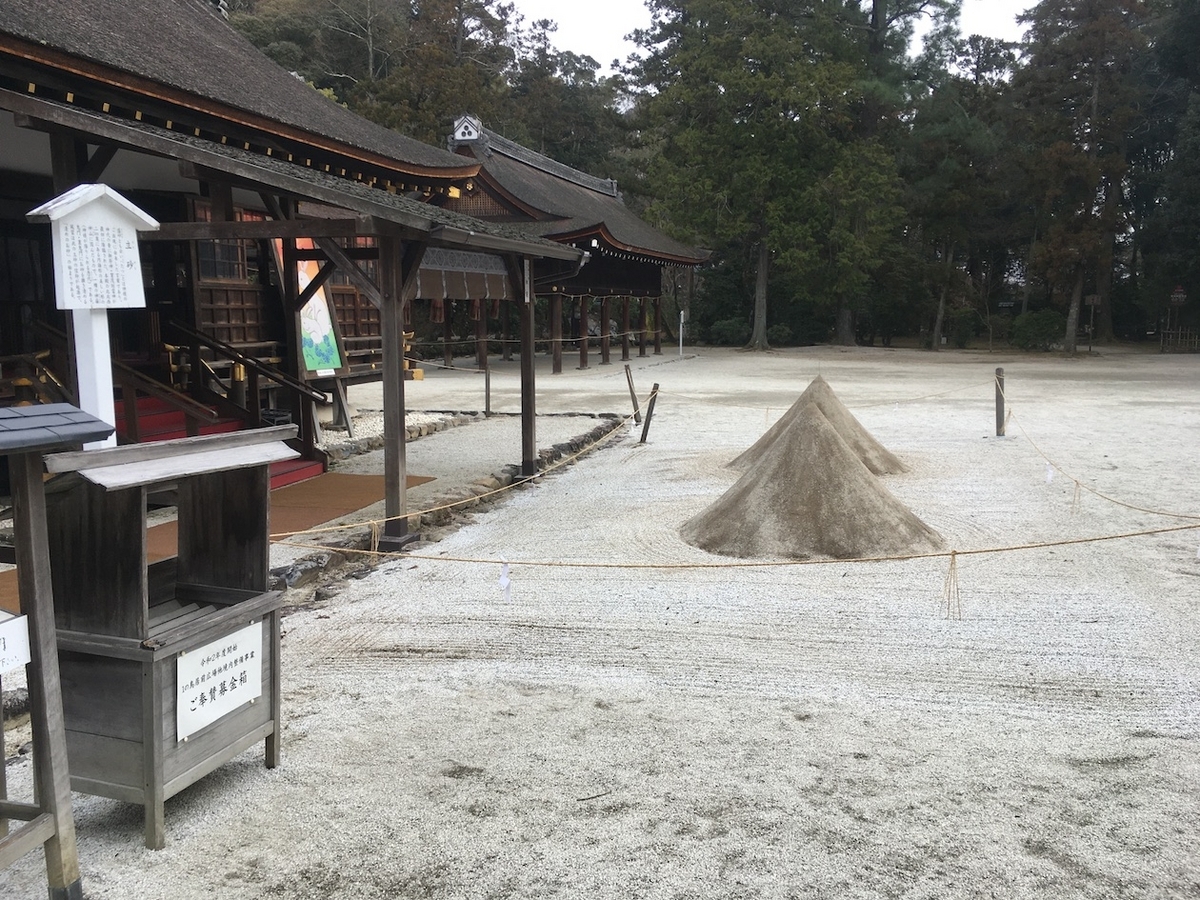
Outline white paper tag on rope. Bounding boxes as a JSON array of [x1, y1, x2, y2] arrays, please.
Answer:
[[498, 560, 511, 601], [1046, 464, 1055, 484]]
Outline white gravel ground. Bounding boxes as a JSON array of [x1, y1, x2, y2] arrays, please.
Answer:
[[3, 345, 1200, 899]]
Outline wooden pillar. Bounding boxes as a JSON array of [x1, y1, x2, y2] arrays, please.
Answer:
[[551, 294, 563, 374], [639, 298, 648, 357], [600, 296, 611, 365], [49, 136, 84, 402], [501, 300, 512, 362], [442, 307, 453, 369], [578, 296, 589, 370], [653, 298, 663, 355], [379, 236, 408, 539], [621, 297, 631, 361], [519, 259, 538, 476], [475, 306, 488, 371], [9, 451, 84, 898]]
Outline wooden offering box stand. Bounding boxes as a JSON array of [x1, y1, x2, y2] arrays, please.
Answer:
[[42, 426, 299, 849]]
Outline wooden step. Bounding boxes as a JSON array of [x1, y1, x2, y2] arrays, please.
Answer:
[[270, 458, 325, 490]]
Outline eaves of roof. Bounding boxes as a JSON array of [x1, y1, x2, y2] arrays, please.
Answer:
[[0, 0, 479, 180], [460, 140, 708, 266], [1, 88, 581, 262]]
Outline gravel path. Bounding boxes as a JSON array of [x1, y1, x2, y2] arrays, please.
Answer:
[[3, 346, 1199, 899]]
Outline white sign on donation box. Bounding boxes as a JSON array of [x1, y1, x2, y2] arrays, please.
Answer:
[[176, 620, 263, 742], [0, 613, 32, 674]]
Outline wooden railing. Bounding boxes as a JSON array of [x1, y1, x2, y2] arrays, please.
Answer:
[[114, 361, 220, 442], [0, 350, 74, 406], [165, 320, 327, 460]]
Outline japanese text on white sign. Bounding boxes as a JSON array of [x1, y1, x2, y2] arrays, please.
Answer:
[[176, 620, 263, 741]]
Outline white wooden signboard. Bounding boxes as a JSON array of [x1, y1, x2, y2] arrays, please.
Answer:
[[0, 612, 32, 674], [176, 620, 263, 742], [28, 185, 160, 448]]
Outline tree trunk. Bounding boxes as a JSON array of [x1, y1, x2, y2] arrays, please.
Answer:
[[835, 306, 855, 345], [930, 241, 954, 351], [1095, 175, 1119, 342], [747, 240, 770, 350], [1022, 226, 1038, 316], [1064, 265, 1084, 353]]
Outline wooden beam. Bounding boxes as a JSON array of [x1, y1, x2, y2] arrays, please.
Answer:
[[144, 219, 362, 241], [378, 234, 408, 536], [505, 256, 538, 477], [312, 237, 383, 309], [78, 144, 118, 183], [290, 260, 336, 313]]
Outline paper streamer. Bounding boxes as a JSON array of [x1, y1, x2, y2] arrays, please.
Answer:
[[1045, 464, 1055, 484], [498, 560, 511, 601]]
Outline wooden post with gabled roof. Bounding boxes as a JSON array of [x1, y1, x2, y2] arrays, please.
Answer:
[[0, 404, 114, 900]]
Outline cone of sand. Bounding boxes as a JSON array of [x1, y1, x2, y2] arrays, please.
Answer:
[[730, 375, 907, 475], [683, 403, 942, 560]]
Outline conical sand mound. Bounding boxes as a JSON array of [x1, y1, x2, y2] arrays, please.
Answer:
[[683, 405, 943, 560], [729, 376, 907, 475]]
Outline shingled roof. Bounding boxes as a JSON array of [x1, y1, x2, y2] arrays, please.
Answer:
[[1, 0, 477, 179], [449, 118, 708, 266], [0, 87, 582, 261]]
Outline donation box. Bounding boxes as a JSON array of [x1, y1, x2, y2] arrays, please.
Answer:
[[41, 427, 298, 849]]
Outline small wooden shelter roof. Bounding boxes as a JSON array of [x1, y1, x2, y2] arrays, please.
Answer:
[[448, 118, 709, 267], [0, 0, 478, 182], [44, 425, 299, 491], [0, 404, 113, 454]]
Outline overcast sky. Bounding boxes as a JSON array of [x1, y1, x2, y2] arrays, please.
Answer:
[[509, 1, 1032, 74]]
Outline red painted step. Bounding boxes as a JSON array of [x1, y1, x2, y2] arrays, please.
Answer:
[[115, 393, 241, 442], [269, 458, 325, 490]]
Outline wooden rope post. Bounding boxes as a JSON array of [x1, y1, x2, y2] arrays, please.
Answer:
[[639, 383, 660, 444], [624, 364, 642, 425], [995, 367, 1005, 437]]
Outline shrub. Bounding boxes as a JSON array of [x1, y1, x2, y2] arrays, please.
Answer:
[[708, 318, 751, 345], [766, 324, 794, 346], [1011, 309, 1066, 351]]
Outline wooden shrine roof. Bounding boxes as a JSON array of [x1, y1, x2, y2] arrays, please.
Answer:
[[449, 123, 709, 267], [0, 0, 478, 181], [2, 88, 583, 262], [0, 404, 113, 454]]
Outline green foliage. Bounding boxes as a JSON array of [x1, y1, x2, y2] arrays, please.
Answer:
[[1011, 309, 1066, 351], [766, 324, 793, 346], [226, 0, 1197, 353], [707, 318, 751, 346]]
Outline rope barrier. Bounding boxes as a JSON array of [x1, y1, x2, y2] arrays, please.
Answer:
[[998, 381, 1200, 522], [648, 379, 997, 415], [269, 372, 1199, 581], [273, 520, 1200, 569]]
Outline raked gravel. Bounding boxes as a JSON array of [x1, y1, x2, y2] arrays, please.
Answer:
[[3, 346, 1199, 899]]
